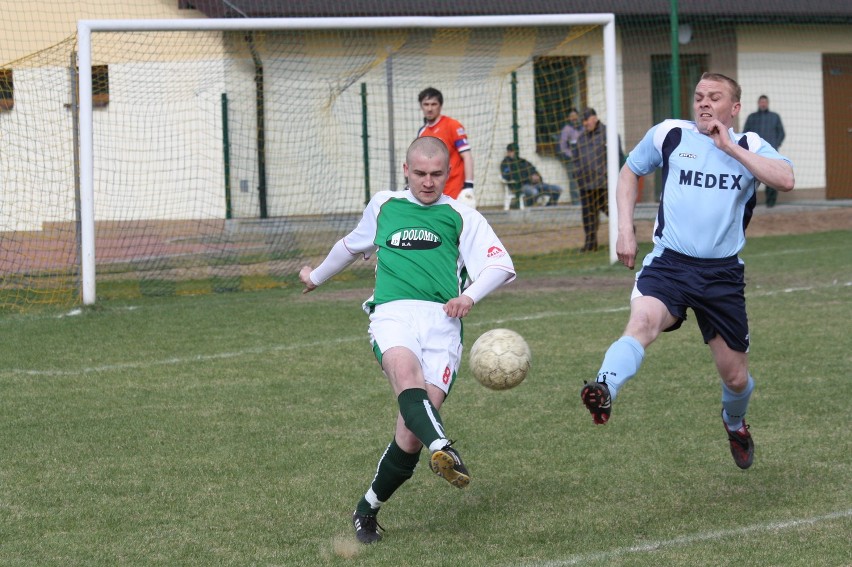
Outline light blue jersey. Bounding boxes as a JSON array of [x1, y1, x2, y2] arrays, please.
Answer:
[[627, 119, 792, 258]]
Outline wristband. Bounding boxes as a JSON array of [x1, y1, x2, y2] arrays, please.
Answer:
[[463, 181, 474, 189]]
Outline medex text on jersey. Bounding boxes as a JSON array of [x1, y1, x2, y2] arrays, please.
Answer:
[[679, 170, 744, 191]]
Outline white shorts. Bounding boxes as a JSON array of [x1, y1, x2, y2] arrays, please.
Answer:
[[368, 300, 463, 395]]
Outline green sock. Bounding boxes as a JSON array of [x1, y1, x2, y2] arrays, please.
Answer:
[[355, 439, 421, 516], [396, 388, 447, 449]]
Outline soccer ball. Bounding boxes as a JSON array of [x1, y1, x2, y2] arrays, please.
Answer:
[[468, 328, 531, 390]]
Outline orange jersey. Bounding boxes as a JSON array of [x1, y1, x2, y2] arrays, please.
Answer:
[[418, 115, 471, 199]]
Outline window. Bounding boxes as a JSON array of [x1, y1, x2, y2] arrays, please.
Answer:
[[0, 69, 12, 111], [533, 57, 587, 156], [651, 54, 707, 122], [92, 65, 109, 107], [72, 65, 109, 108], [651, 54, 707, 199]]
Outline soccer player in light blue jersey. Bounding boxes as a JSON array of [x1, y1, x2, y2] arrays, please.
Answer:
[[580, 73, 794, 469]]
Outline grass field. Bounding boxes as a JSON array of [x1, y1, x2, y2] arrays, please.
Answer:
[[0, 230, 849, 566]]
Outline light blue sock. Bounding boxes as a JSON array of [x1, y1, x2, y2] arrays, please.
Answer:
[[722, 374, 755, 431], [596, 336, 645, 401]]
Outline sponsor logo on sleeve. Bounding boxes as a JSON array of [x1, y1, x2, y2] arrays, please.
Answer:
[[486, 245, 506, 258]]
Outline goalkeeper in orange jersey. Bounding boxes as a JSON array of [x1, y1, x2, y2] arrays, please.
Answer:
[[417, 87, 475, 207]]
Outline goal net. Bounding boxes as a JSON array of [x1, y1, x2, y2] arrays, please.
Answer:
[[2, 5, 845, 311], [2, 15, 617, 307]]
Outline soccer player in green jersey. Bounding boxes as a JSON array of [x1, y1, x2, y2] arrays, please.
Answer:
[[299, 136, 516, 544]]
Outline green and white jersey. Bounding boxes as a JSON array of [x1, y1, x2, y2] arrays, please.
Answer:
[[342, 190, 515, 309]]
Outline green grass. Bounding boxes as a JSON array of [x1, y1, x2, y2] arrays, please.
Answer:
[[0, 230, 849, 566]]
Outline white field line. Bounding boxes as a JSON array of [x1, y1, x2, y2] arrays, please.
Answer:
[[520, 509, 852, 567], [744, 244, 848, 258], [748, 281, 851, 297], [0, 305, 627, 378], [2, 336, 364, 377], [2, 281, 847, 378]]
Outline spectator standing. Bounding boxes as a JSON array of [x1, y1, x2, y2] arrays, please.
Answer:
[[742, 95, 786, 207], [558, 107, 583, 204], [574, 108, 620, 251]]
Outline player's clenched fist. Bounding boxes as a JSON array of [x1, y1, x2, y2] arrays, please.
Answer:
[[298, 266, 317, 293]]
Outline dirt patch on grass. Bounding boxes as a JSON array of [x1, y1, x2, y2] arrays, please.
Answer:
[[501, 206, 851, 254], [739, 206, 850, 237]]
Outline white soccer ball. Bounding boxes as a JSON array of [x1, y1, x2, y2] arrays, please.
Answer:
[[469, 328, 531, 390]]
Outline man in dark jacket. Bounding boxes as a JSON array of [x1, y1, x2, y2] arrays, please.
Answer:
[[743, 95, 786, 207], [500, 144, 562, 207], [574, 108, 620, 251]]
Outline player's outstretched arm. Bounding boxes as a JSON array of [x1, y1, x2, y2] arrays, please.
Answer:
[[299, 239, 360, 294]]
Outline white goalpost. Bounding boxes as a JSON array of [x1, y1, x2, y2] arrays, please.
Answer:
[[76, 14, 619, 305]]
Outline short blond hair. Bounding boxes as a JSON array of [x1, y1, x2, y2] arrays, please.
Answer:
[[699, 72, 741, 102], [407, 136, 449, 165]]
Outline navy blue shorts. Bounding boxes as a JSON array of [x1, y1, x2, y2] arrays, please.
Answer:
[[636, 248, 750, 352]]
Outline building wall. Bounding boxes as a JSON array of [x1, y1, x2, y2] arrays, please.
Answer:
[[1, 7, 847, 232], [0, 2, 220, 231], [617, 22, 849, 198], [737, 25, 852, 197], [0, 0, 204, 63]]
